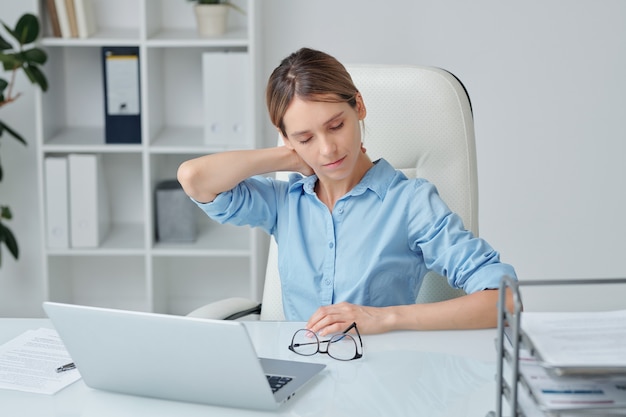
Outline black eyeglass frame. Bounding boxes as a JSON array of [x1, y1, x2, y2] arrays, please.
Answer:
[[288, 322, 363, 361]]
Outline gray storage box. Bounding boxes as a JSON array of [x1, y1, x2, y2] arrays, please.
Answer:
[[155, 179, 197, 243]]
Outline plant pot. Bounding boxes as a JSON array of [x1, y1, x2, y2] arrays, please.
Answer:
[[194, 4, 229, 37]]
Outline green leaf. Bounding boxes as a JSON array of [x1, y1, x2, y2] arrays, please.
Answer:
[[0, 52, 22, 71], [0, 222, 19, 260], [23, 47, 47, 65], [24, 64, 48, 92], [21, 64, 36, 84], [14, 14, 39, 45], [0, 33, 12, 50], [0, 206, 12, 220], [0, 120, 27, 145], [0, 78, 7, 101], [1, 22, 18, 43]]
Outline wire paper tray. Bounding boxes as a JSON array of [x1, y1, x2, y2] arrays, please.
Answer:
[[489, 277, 626, 417]]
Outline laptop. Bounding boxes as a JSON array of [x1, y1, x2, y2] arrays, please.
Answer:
[[43, 302, 325, 410]]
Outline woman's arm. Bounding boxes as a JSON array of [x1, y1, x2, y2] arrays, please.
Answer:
[[177, 146, 310, 203], [305, 288, 515, 336]]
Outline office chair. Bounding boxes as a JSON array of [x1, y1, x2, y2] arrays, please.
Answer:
[[187, 65, 477, 321]]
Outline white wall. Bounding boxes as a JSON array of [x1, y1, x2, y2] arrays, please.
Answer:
[[1, 0, 625, 316], [0, 0, 44, 317], [260, 0, 626, 311]]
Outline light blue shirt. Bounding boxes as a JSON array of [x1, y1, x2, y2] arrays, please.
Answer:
[[195, 158, 516, 321]]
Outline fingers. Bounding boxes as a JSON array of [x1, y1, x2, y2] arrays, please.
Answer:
[[306, 303, 357, 336], [288, 148, 315, 176]]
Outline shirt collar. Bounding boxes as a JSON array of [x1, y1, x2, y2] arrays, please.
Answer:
[[288, 158, 398, 200]]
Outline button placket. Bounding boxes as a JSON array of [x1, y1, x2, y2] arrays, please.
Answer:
[[319, 210, 336, 304]]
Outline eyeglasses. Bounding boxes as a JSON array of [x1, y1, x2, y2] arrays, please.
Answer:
[[288, 322, 363, 361]]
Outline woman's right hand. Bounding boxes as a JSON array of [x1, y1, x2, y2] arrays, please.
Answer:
[[287, 147, 314, 176]]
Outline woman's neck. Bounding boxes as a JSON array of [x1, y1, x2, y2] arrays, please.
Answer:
[[315, 154, 374, 211]]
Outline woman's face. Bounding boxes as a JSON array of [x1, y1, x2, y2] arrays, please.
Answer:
[[281, 94, 366, 182]]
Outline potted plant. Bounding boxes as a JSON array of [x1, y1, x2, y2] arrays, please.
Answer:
[[187, 0, 245, 37], [0, 13, 48, 266]]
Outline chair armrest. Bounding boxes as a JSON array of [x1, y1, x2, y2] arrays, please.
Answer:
[[186, 297, 261, 320]]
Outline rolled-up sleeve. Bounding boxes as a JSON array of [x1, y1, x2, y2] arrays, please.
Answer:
[[408, 180, 517, 293], [191, 176, 284, 235]]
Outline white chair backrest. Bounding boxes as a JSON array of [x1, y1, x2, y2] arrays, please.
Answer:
[[260, 65, 478, 321]]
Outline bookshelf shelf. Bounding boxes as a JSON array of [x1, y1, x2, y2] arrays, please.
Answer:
[[149, 127, 205, 151], [41, 28, 141, 46], [146, 28, 249, 46], [45, 223, 146, 254], [36, 0, 266, 315], [41, 127, 145, 150]]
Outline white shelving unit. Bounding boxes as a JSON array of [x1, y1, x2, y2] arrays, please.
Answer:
[[35, 0, 266, 315]]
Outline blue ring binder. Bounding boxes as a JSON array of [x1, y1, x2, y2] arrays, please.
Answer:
[[102, 46, 141, 144]]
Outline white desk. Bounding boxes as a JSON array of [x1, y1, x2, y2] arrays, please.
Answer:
[[1, 319, 498, 417]]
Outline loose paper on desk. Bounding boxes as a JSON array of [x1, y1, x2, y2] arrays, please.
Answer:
[[0, 327, 81, 394], [521, 309, 626, 369]]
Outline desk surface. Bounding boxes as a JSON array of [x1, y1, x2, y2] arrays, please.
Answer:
[[1, 319, 498, 417]]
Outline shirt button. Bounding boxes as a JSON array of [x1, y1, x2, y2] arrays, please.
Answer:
[[329, 242, 334, 249], [338, 208, 344, 214], [325, 279, 331, 285]]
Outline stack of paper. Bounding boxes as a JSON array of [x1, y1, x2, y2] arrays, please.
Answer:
[[521, 310, 626, 375], [514, 310, 626, 414]]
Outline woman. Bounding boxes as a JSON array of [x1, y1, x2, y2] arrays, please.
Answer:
[[177, 47, 517, 335]]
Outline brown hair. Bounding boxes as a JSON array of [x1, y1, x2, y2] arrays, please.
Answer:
[[266, 48, 359, 137]]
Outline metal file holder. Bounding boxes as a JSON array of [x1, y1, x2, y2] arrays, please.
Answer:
[[489, 276, 626, 417]]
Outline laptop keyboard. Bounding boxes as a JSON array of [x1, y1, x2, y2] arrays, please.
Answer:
[[266, 375, 293, 393]]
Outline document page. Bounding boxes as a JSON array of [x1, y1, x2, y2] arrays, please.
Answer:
[[521, 309, 626, 369], [517, 381, 626, 417], [504, 327, 626, 413], [522, 362, 626, 411], [0, 328, 81, 394]]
